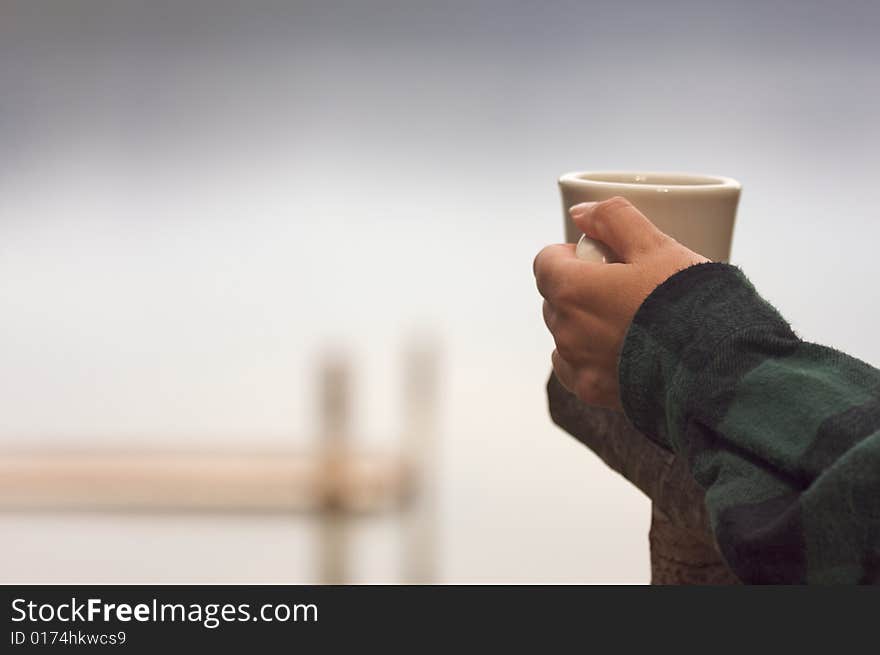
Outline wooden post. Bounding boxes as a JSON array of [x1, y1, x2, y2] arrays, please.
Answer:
[[318, 353, 350, 584], [401, 339, 438, 583]]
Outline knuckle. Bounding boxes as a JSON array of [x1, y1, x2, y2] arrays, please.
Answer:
[[634, 230, 669, 255], [648, 227, 672, 248], [594, 196, 630, 222], [532, 247, 548, 278], [533, 245, 552, 269], [551, 351, 574, 391], [542, 301, 557, 330], [552, 278, 583, 306], [553, 330, 585, 364], [533, 246, 560, 296], [551, 281, 572, 305], [553, 337, 577, 363]]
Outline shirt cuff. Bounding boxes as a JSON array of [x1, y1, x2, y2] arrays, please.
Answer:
[[618, 262, 795, 450]]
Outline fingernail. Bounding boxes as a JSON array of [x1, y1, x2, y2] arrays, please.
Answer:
[[569, 202, 596, 219]]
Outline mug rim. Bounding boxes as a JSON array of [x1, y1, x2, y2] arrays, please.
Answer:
[[559, 170, 741, 192]]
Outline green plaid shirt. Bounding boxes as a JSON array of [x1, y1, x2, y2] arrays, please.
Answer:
[[620, 262, 880, 584]]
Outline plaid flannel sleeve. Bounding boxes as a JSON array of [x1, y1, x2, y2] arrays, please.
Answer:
[[619, 262, 880, 584]]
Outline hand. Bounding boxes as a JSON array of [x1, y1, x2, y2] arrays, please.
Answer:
[[534, 197, 709, 409]]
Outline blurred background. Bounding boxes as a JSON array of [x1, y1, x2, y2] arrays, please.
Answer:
[[1, 0, 878, 583]]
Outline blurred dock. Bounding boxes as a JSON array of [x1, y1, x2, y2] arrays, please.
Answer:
[[0, 342, 438, 583]]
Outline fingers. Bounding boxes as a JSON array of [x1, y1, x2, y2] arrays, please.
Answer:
[[533, 243, 575, 275], [533, 243, 575, 299], [569, 197, 666, 262], [542, 300, 555, 331], [533, 243, 607, 302], [551, 349, 577, 393]]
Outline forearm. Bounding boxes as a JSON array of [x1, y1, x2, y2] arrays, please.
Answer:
[[619, 263, 880, 583]]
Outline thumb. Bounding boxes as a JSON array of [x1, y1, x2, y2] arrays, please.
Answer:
[[569, 197, 666, 262]]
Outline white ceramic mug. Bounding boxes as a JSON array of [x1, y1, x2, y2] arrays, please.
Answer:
[[558, 171, 741, 263]]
